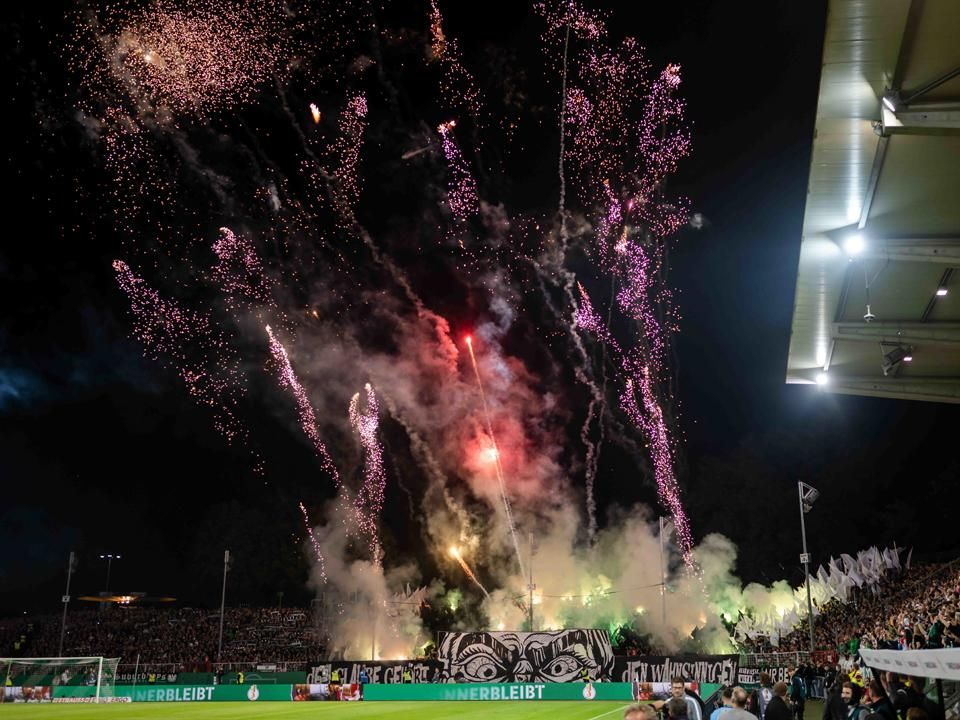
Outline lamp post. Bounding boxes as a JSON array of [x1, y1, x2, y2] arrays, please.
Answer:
[[217, 550, 231, 663], [58, 551, 77, 656], [99, 553, 121, 592], [659, 517, 668, 628], [797, 482, 819, 652], [527, 532, 535, 632]]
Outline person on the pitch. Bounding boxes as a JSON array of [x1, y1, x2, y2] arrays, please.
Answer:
[[624, 704, 659, 720], [788, 667, 806, 720], [711, 687, 734, 720], [358, 667, 369, 699], [667, 698, 690, 720], [764, 682, 793, 720], [671, 677, 704, 720]]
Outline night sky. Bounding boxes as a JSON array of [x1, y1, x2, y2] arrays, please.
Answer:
[[2, 0, 958, 618]]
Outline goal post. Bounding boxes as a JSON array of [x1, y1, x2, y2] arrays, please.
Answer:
[[1, 657, 120, 703]]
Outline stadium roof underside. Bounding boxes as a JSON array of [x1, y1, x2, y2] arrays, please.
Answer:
[[787, 0, 960, 403]]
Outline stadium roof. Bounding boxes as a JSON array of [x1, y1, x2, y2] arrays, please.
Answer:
[[786, 0, 960, 403]]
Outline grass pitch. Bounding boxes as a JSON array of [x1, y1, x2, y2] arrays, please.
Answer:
[[0, 699, 826, 720], [0, 700, 631, 720]]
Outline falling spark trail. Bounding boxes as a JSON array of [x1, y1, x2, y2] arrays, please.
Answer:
[[266, 325, 360, 542], [401, 144, 433, 160], [349, 383, 386, 566], [465, 336, 525, 578], [548, 17, 604, 543], [299, 501, 327, 583], [437, 120, 478, 221], [574, 285, 694, 565], [557, 24, 571, 245], [449, 546, 491, 600]]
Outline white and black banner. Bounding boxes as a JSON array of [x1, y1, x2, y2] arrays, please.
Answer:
[[437, 629, 616, 683], [618, 655, 738, 685]]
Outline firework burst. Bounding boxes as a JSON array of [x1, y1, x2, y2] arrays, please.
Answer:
[[75, 0, 300, 120]]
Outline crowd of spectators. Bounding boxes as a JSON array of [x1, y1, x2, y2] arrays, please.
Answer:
[[740, 562, 960, 655], [2, 606, 323, 668], [5, 561, 959, 670]]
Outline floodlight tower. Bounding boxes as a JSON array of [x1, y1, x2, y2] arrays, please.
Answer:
[[798, 482, 819, 652]]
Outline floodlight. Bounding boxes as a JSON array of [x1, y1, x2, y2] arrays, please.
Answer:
[[815, 372, 829, 386], [799, 482, 820, 513], [842, 233, 866, 256], [936, 287, 948, 297]]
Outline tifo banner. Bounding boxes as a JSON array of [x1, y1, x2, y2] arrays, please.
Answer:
[[615, 655, 739, 684], [736, 666, 791, 685], [306, 660, 443, 684], [365, 682, 634, 701], [308, 650, 740, 685], [436, 629, 615, 682]]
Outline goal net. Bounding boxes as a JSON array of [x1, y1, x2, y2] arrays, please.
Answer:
[[1, 657, 121, 703]]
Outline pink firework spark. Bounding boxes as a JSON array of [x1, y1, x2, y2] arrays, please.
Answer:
[[615, 242, 669, 376], [622, 373, 693, 563], [563, 38, 652, 213], [555, 30, 695, 565], [328, 93, 368, 213], [575, 283, 693, 564], [534, 0, 607, 41], [437, 120, 479, 222], [349, 383, 386, 565], [593, 180, 622, 258], [211, 227, 274, 312], [113, 259, 244, 443], [428, 1, 481, 119], [74, 0, 300, 120], [299, 501, 328, 583], [265, 325, 342, 488]]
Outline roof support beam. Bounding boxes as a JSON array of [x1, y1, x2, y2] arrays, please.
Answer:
[[902, 65, 960, 105], [833, 321, 960, 346], [861, 237, 960, 265], [881, 103, 960, 136], [891, 0, 925, 92], [819, 377, 960, 404], [857, 135, 889, 229]]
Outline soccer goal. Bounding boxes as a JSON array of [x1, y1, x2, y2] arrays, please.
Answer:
[[1, 657, 121, 703]]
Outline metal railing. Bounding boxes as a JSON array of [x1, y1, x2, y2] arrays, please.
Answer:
[[738, 651, 812, 666]]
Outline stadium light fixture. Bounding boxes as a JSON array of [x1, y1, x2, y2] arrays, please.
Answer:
[[881, 345, 913, 376], [842, 232, 866, 257], [799, 482, 820, 513], [937, 287, 948, 297], [815, 372, 829, 386], [881, 90, 902, 113]]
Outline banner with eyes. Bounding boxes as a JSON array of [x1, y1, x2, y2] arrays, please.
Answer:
[[436, 629, 616, 683]]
